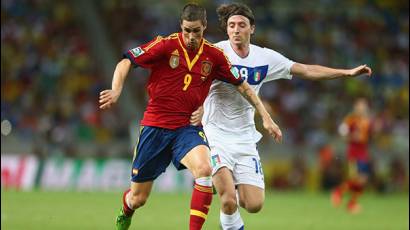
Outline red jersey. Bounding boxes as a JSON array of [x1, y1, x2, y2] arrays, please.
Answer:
[[343, 114, 371, 161], [124, 33, 243, 129]]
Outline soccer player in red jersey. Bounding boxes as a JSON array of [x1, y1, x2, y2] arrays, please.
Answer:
[[331, 98, 373, 214], [99, 3, 282, 230]]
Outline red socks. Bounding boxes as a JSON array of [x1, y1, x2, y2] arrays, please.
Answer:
[[347, 180, 364, 193], [189, 180, 213, 230], [122, 189, 135, 217]]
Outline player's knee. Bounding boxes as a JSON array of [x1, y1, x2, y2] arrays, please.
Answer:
[[240, 200, 263, 213], [247, 203, 263, 213], [193, 164, 212, 178], [129, 193, 148, 209], [221, 196, 237, 214]]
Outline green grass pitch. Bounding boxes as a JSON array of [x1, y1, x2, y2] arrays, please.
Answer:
[[1, 190, 408, 230]]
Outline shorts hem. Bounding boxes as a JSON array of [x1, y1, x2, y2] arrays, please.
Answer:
[[212, 164, 232, 176], [235, 181, 265, 190], [131, 176, 158, 183], [174, 144, 210, 170]]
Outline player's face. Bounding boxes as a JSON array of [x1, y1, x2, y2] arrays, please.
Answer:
[[226, 15, 255, 46], [181, 20, 206, 51], [354, 99, 369, 116]]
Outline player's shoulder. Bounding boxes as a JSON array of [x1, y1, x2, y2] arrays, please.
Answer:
[[204, 39, 223, 52], [204, 39, 227, 57], [163, 33, 179, 40], [158, 33, 180, 45], [251, 43, 279, 56], [252, 43, 290, 62], [214, 40, 230, 49], [145, 33, 179, 50], [344, 113, 357, 123]]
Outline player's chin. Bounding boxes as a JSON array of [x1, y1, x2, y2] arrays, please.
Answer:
[[187, 43, 198, 50]]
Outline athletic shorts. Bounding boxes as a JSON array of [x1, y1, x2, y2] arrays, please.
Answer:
[[209, 141, 265, 189], [131, 125, 209, 182], [348, 159, 370, 178]]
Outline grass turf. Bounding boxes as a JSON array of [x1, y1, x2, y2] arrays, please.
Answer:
[[1, 190, 408, 230]]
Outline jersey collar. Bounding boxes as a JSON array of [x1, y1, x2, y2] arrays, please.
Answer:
[[178, 33, 205, 71]]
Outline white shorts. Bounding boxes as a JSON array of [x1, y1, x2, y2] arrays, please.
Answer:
[[209, 141, 265, 189]]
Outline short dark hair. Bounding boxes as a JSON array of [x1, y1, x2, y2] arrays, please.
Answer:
[[180, 3, 207, 26], [216, 3, 255, 33]]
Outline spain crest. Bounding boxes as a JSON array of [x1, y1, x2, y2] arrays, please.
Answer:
[[201, 61, 213, 77], [169, 49, 179, 69]]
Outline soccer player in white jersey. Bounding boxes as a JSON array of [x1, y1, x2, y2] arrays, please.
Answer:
[[193, 3, 372, 230]]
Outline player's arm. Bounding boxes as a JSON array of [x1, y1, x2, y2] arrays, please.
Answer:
[[338, 117, 359, 142], [236, 81, 282, 143], [99, 58, 132, 110], [100, 36, 165, 110], [290, 63, 372, 80]]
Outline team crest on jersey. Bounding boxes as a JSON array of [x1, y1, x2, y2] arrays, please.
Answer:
[[254, 71, 261, 81], [201, 61, 213, 78], [169, 49, 180, 69], [130, 47, 144, 58]]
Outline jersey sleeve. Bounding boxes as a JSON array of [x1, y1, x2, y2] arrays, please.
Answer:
[[214, 50, 244, 85], [123, 36, 165, 68], [263, 48, 295, 82]]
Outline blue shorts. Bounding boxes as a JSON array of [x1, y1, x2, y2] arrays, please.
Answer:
[[130, 125, 209, 182], [357, 160, 370, 175], [348, 159, 370, 177]]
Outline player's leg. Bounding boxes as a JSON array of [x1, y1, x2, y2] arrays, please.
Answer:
[[234, 155, 265, 213], [116, 126, 174, 229], [116, 181, 153, 230], [347, 161, 369, 214], [331, 183, 347, 207], [237, 184, 264, 213], [180, 145, 213, 230], [210, 143, 244, 230], [331, 160, 357, 207], [173, 126, 213, 230], [213, 167, 244, 230], [346, 175, 367, 214]]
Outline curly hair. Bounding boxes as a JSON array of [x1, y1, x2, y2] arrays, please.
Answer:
[[216, 3, 255, 33]]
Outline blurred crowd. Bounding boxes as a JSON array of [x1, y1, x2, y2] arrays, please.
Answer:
[[2, 0, 409, 190], [1, 0, 130, 158]]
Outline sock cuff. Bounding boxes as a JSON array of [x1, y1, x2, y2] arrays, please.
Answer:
[[220, 208, 239, 218], [220, 208, 241, 225], [123, 189, 134, 211], [195, 176, 212, 187], [194, 183, 213, 193]]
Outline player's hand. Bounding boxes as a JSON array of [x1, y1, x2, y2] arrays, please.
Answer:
[[263, 117, 282, 143], [99, 89, 121, 110], [348, 65, 372, 77], [190, 106, 204, 126]]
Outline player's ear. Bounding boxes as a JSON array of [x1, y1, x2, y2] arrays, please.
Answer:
[[250, 24, 255, 35]]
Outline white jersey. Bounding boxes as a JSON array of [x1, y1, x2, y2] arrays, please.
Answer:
[[203, 40, 294, 144]]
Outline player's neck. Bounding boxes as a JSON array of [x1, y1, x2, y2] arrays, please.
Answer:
[[230, 42, 250, 58]]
